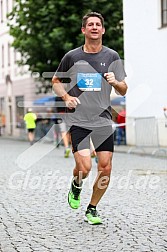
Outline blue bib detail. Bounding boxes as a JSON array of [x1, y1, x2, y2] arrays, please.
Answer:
[[77, 73, 102, 91]]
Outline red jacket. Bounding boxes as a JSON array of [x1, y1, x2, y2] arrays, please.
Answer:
[[117, 110, 126, 128]]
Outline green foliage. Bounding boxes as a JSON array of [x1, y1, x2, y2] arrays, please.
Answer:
[[8, 0, 124, 93]]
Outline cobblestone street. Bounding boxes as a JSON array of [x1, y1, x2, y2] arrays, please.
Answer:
[[0, 138, 167, 252]]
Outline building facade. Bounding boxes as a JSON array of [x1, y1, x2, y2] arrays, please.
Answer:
[[123, 0, 167, 147], [0, 0, 46, 137]]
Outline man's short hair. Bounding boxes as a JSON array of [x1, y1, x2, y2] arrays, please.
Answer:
[[82, 12, 104, 28]]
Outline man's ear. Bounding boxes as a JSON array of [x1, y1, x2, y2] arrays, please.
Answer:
[[81, 27, 85, 34], [102, 28, 105, 35]]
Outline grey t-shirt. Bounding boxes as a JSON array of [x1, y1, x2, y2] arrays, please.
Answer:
[[55, 46, 126, 129]]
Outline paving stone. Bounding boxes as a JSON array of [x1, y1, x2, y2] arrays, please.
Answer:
[[0, 139, 166, 251]]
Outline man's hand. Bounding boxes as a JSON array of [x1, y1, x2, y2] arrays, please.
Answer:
[[104, 72, 117, 86], [52, 76, 81, 109], [104, 72, 128, 96], [62, 94, 81, 109]]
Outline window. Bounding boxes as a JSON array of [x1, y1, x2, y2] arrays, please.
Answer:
[[15, 96, 25, 128], [161, 0, 167, 27], [0, 97, 5, 129], [6, 0, 8, 14], [1, 45, 4, 68], [0, 0, 3, 23], [0, 97, 5, 113], [14, 49, 18, 64], [8, 43, 10, 66], [12, 0, 15, 8]]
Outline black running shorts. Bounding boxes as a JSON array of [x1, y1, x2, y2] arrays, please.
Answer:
[[27, 128, 35, 133], [69, 125, 114, 153]]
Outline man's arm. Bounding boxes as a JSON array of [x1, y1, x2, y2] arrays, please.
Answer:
[[104, 72, 128, 96], [52, 76, 80, 109]]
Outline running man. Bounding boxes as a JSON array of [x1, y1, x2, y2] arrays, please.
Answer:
[[52, 12, 128, 224]]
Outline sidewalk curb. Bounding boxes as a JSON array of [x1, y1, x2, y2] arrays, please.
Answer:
[[1, 136, 167, 159]]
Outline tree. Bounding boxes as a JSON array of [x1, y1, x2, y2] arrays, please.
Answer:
[[8, 0, 124, 93]]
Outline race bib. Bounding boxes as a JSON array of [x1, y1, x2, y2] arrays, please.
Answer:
[[77, 73, 102, 91]]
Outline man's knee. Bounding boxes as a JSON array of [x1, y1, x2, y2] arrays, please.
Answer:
[[98, 163, 112, 177], [79, 163, 91, 177]]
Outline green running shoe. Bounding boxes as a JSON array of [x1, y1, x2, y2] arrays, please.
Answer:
[[84, 208, 102, 225], [68, 179, 82, 209], [64, 148, 70, 158]]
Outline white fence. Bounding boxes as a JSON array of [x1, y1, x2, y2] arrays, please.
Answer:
[[128, 117, 167, 155]]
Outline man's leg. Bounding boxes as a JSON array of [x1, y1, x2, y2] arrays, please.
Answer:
[[28, 130, 35, 145], [61, 131, 69, 148], [117, 127, 122, 145], [68, 126, 92, 209], [61, 131, 71, 157], [59, 122, 71, 157], [89, 151, 112, 206], [68, 149, 92, 209], [73, 149, 92, 183], [90, 126, 113, 205], [84, 126, 114, 224], [84, 151, 112, 224]]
